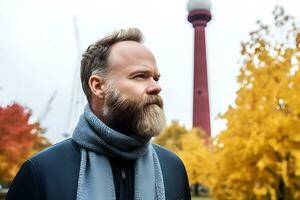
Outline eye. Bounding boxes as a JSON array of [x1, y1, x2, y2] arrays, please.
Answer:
[[134, 74, 146, 79], [153, 76, 160, 82]]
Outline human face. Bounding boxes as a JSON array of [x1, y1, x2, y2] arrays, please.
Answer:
[[106, 41, 161, 101], [102, 41, 166, 137]]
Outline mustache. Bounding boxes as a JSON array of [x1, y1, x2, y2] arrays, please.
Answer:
[[142, 95, 163, 109], [106, 87, 164, 111]]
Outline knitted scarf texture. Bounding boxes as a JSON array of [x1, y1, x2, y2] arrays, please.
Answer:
[[72, 105, 165, 200]]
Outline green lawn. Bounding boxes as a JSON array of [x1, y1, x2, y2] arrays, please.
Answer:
[[192, 197, 212, 200], [192, 196, 212, 200]]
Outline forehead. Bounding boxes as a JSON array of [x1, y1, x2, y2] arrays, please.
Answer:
[[108, 41, 159, 73]]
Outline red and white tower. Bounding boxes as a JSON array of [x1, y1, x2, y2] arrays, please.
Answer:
[[187, 0, 212, 136]]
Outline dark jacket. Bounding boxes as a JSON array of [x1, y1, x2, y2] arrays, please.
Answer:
[[6, 139, 191, 200]]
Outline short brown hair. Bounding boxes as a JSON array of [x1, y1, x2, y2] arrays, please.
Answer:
[[80, 28, 143, 102]]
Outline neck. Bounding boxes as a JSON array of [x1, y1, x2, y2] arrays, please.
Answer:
[[89, 103, 136, 136]]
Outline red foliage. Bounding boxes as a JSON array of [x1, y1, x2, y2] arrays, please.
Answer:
[[0, 104, 39, 162], [0, 103, 51, 183]]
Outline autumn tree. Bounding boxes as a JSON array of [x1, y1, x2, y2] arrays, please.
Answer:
[[0, 103, 50, 184], [154, 121, 190, 153], [154, 121, 209, 193], [198, 6, 300, 200]]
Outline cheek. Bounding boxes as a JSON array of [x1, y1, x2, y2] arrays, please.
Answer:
[[124, 86, 145, 99], [114, 79, 146, 99]]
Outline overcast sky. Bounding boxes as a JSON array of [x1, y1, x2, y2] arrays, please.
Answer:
[[0, 0, 299, 143]]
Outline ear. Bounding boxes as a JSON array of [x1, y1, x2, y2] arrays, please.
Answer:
[[88, 75, 106, 99]]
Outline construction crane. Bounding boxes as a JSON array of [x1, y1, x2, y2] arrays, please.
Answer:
[[65, 16, 86, 137], [38, 90, 58, 123]]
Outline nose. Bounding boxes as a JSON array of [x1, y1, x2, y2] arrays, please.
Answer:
[[146, 84, 161, 95]]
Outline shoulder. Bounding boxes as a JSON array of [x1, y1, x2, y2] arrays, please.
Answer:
[[27, 138, 81, 181], [27, 139, 80, 199], [151, 143, 187, 175], [29, 138, 81, 179], [7, 139, 81, 200], [152, 143, 184, 166], [30, 138, 80, 163]]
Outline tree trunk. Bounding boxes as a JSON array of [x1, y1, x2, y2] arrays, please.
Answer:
[[194, 183, 199, 196]]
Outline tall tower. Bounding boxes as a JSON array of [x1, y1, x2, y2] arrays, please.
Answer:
[[187, 0, 212, 136]]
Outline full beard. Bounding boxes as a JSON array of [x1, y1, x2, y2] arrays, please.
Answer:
[[102, 85, 166, 138]]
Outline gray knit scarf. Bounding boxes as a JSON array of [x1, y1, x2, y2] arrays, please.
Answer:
[[72, 105, 165, 200]]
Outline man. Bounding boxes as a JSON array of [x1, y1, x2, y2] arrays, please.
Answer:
[[6, 28, 191, 200]]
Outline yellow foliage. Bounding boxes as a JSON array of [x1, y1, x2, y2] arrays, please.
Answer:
[[197, 7, 300, 200], [154, 121, 190, 153], [157, 7, 300, 200]]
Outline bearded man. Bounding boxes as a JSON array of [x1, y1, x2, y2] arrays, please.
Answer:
[[6, 28, 191, 200]]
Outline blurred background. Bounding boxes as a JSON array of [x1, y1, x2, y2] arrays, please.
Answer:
[[1, 0, 300, 199], [1, 0, 297, 143]]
